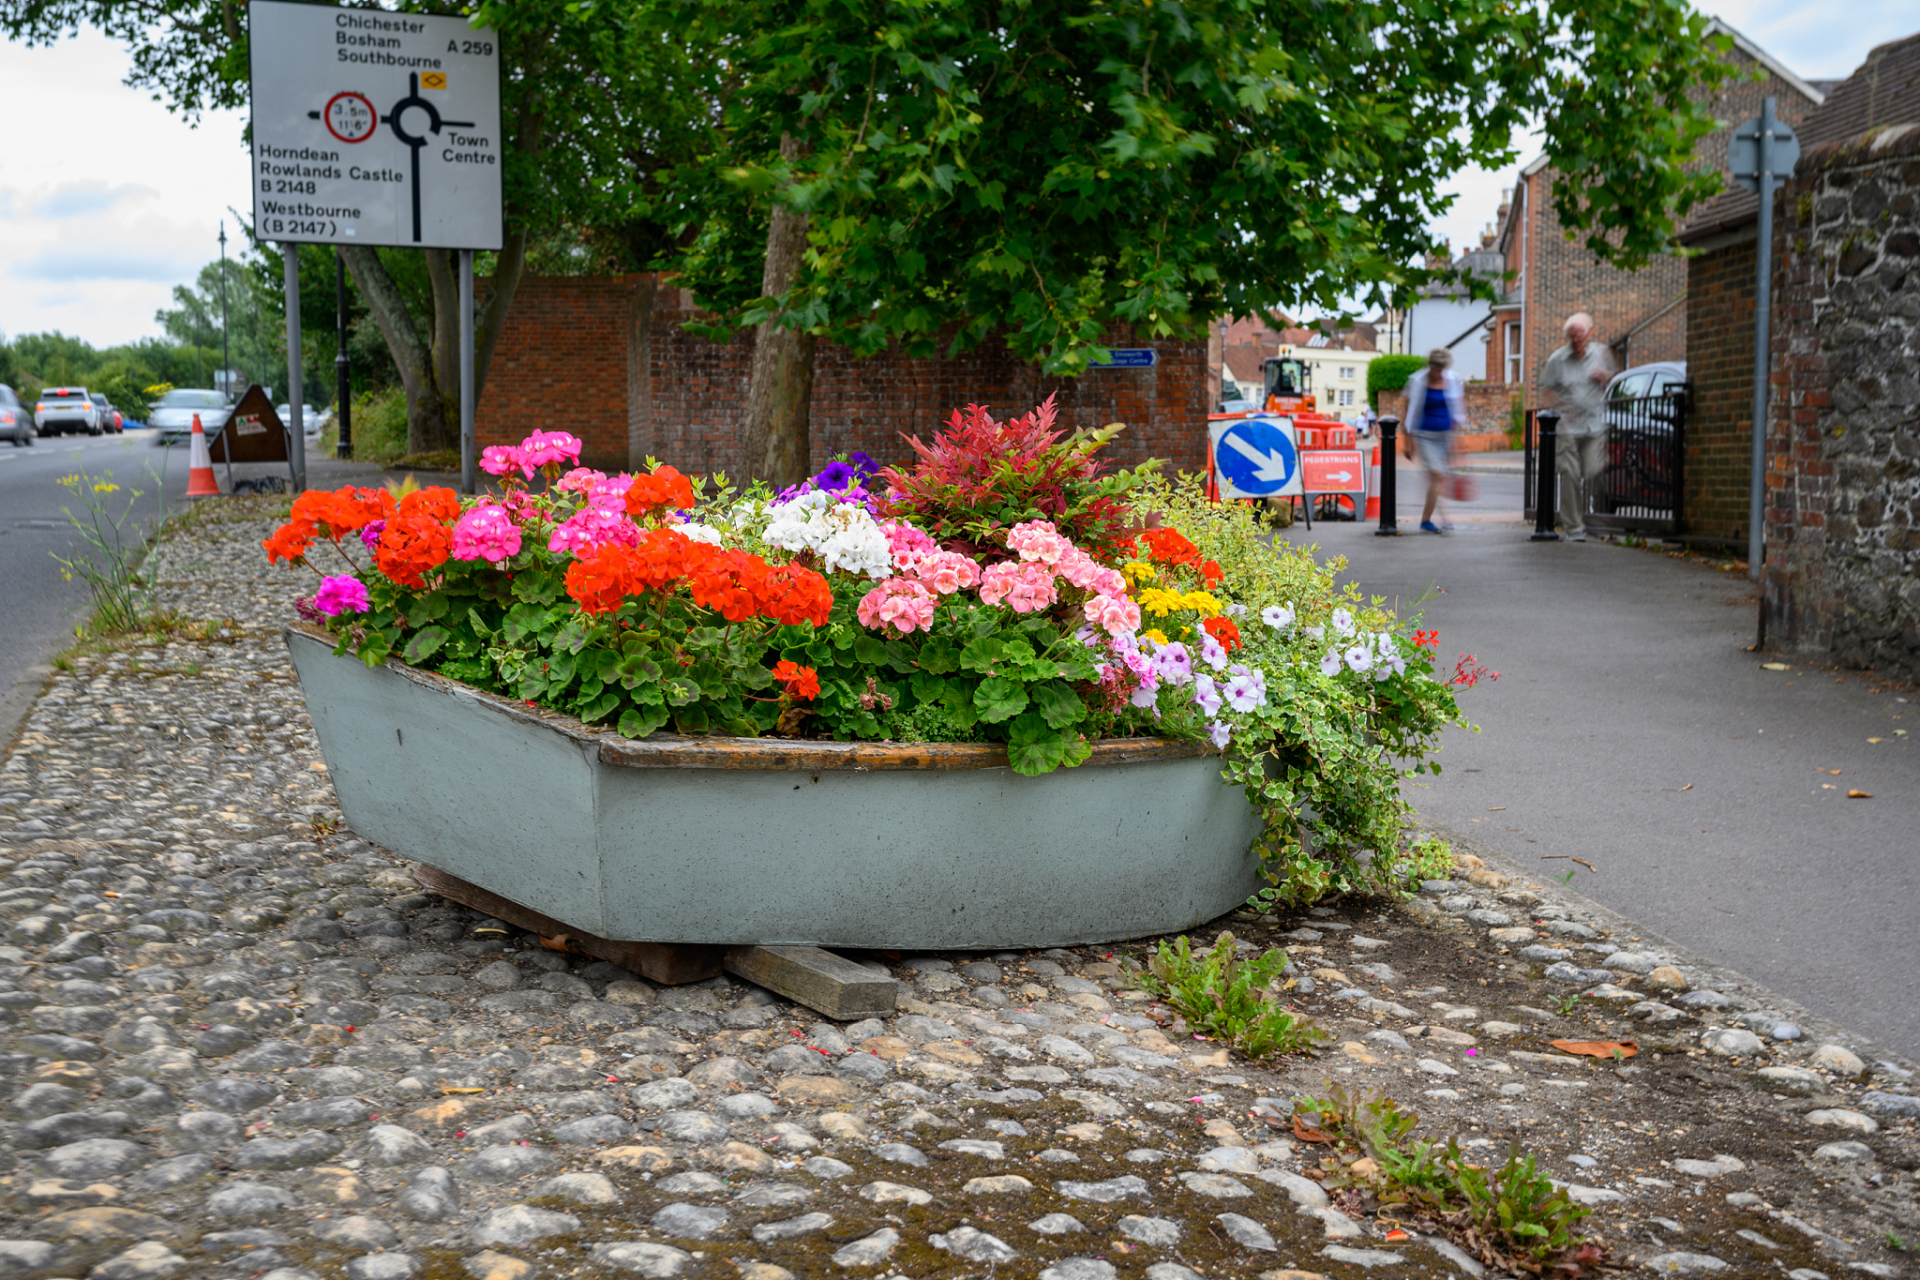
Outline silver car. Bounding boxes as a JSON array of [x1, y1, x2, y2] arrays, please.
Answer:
[[150, 389, 233, 445], [34, 386, 102, 436], [0, 385, 32, 446]]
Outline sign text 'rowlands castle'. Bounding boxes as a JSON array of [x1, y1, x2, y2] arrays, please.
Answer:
[[248, 1, 503, 250]]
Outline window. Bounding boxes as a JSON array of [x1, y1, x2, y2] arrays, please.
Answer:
[[1338, 366, 1355, 380], [1338, 389, 1354, 407]]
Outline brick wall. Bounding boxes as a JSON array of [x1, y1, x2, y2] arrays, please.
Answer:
[[1379, 382, 1520, 449], [1761, 129, 1920, 681], [476, 275, 1210, 477], [1682, 233, 1759, 541]]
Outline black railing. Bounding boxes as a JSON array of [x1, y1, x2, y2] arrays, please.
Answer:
[[1522, 385, 1690, 532]]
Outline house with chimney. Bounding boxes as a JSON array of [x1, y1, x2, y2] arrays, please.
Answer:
[[1211, 313, 1381, 423], [1486, 21, 1826, 398]]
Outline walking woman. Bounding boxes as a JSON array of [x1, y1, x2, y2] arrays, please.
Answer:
[[1400, 347, 1466, 534]]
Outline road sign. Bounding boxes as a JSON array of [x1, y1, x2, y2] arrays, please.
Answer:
[[1729, 114, 1799, 194], [1090, 348, 1159, 369], [1209, 416, 1301, 498], [248, 0, 503, 249], [1302, 449, 1364, 494]]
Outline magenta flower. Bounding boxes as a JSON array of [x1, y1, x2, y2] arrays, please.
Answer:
[[359, 519, 386, 550], [451, 504, 523, 563], [479, 444, 530, 478], [313, 574, 370, 616]]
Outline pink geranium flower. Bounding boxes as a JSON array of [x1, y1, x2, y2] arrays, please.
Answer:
[[451, 504, 523, 563], [313, 574, 370, 616]]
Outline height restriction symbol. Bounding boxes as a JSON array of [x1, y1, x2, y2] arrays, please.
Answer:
[[321, 91, 377, 143]]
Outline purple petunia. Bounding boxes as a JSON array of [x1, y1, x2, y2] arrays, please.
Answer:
[[1224, 670, 1266, 713]]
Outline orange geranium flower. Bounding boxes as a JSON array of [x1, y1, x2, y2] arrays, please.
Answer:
[[263, 519, 317, 564], [625, 465, 696, 519], [373, 514, 454, 589], [397, 486, 463, 522], [291, 485, 393, 538], [1202, 614, 1242, 652], [771, 660, 820, 700]]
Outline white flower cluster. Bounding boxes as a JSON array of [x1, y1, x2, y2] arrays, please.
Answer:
[[761, 490, 894, 578], [1317, 630, 1408, 681]]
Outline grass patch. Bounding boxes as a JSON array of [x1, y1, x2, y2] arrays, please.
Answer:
[[50, 613, 236, 671], [392, 448, 461, 472], [1295, 1085, 1609, 1274], [1132, 932, 1325, 1058]]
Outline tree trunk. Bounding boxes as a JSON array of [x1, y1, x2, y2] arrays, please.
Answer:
[[341, 231, 531, 459], [739, 135, 816, 488]]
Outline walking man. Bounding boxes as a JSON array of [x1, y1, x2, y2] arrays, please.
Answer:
[[1539, 312, 1615, 541]]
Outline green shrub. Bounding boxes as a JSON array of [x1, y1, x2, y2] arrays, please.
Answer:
[[1134, 932, 1325, 1058], [347, 385, 409, 464], [1406, 836, 1454, 881], [1367, 354, 1425, 409]]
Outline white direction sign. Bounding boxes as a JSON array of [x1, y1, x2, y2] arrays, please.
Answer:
[[249, 1, 502, 248], [1209, 415, 1302, 499]]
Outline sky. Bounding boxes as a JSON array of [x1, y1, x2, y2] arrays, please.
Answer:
[[0, 3, 1915, 348]]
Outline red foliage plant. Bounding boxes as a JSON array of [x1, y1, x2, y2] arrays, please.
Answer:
[[875, 394, 1141, 558]]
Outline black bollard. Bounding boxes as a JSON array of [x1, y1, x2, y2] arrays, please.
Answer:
[[1375, 415, 1400, 536], [1531, 410, 1560, 540]]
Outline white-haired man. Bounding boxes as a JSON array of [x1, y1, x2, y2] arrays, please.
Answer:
[[1539, 313, 1615, 541]]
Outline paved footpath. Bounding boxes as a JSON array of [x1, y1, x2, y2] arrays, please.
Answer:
[[1283, 488, 1920, 1063]]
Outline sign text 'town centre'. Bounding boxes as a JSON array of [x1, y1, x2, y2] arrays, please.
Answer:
[[249, 0, 503, 249]]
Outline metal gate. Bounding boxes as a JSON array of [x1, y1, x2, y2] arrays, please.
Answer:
[[1522, 384, 1690, 532]]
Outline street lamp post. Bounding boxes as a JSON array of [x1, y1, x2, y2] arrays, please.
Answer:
[[218, 223, 231, 399], [335, 251, 353, 458]]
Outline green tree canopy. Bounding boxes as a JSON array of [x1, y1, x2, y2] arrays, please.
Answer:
[[669, 0, 1732, 378]]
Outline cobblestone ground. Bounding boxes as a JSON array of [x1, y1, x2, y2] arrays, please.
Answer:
[[0, 501, 1915, 1280]]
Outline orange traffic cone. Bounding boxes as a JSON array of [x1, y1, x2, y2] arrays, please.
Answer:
[[186, 413, 221, 498], [1364, 440, 1381, 521]]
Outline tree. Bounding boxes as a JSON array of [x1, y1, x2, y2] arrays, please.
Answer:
[[1, 0, 710, 456], [665, 0, 1733, 484]]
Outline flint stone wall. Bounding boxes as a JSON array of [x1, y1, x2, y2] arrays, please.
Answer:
[[1761, 126, 1920, 680]]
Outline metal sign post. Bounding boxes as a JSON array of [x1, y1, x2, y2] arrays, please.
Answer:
[[1729, 97, 1800, 582], [460, 250, 476, 494], [284, 252, 306, 492], [249, 0, 503, 492]]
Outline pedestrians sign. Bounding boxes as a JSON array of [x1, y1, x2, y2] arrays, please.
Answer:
[[1302, 449, 1364, 493], [248, 0, 502, 249], [1090, 348, 1159, 369], [1209, 416, 1301, 498]]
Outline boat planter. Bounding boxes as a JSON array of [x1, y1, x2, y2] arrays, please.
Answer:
[[286, 624, 1264, 952]]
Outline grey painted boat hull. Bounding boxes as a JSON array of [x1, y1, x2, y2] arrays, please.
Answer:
[[287, 625, 1264, 949]]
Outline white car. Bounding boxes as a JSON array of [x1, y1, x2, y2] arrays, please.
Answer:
[[277, 403, 325, 441], [34, 386, 103, 437], [150, 389, 234, 445]]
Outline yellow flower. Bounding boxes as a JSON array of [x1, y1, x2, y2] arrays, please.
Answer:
[[1143, 628, 1169, 645], [1180, 590, 1223, 618], [92, 482, 120, 494], [1122, 560, 1157, 584], [1137, 587, 1185, 617]]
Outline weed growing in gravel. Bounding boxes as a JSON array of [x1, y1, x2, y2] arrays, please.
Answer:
[[1295, 1085, 1608, 1274], [1133, 932, 1326, 1058], [1406, 835, 1454, 881], [53, 469, 155, 634], [1557, 993, 1583, 1016]]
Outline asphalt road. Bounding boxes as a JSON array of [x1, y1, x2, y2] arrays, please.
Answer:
[[1284, 453, 1920, 1060], [0, 429, 385, 739]]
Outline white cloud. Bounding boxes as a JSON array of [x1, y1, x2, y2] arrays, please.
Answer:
[[0, 28, 253, 347]]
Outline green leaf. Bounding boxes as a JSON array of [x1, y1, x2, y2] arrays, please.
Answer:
[[616, 653, 664, 689], [959, 635, 1004, 673], [503, 602, 550, 644], [511, 568, 565, 605], [672, 704, 711, 733], [1007, 712, 1067, 775], [664, 676, 701, 706], [618, 703, 670, 739], [1029, 680, 1087, 729], [402, 626, 450, 665], [852, 634, 891, 667], [973, 676, 1028, 724], [577, 687, 622, 723], [917, 640, 959, 674]]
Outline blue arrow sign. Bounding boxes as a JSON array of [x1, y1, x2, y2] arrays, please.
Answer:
[[1089, 347, 1158, 369], [1213, 418, 1298, 496]]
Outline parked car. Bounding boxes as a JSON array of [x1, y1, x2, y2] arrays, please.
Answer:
[[149, 388, 233, 445], [0, 384, 32, 446], [90, 393, 124, 433], [34, 386, 103, 437], [277, 403, 325, 441], [1596, 361, 1689, 516]]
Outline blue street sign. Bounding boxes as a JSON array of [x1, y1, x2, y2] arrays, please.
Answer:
[[1212, 417, 1299, 497], [1090, 348, 1158, 369]]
